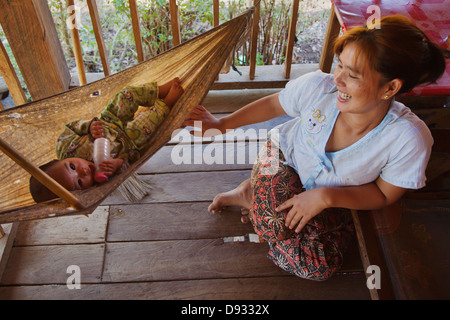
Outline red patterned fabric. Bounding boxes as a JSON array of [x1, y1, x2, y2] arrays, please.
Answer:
[[249, 139, 355, 281]]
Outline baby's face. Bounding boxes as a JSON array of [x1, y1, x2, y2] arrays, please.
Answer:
[[47, 158, 95, 191]]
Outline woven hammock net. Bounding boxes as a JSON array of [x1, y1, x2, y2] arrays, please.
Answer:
[[0, 10, 252, 223]]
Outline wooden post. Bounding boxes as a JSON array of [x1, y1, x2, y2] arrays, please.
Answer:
[[249, 0, 260, 80], [319, 5, 341, 73], [213, 0, 220, 28], [169, 0, 181, 47], [0, 39, 27, 106], [87, 0, 110, 76], [284, 0, 299, 79], [0, 137, 85, 211], [129, 0, 145, 63], [0, 223, 18, 281], [0, 0, 70, 100], [67, 0, 87, 86], [352, 210, 396, 300]]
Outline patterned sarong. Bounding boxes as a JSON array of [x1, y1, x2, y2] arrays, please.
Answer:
[[249, 138, 355, 281]]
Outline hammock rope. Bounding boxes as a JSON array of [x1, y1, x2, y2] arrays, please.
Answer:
[[0, 9, 254, 223]]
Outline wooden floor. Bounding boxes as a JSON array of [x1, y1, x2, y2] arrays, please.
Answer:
[[0, 83, 371, 300]]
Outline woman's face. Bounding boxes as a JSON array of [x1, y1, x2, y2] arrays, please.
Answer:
[[47, 158, 95, 191], [334, 42, 389, 116]]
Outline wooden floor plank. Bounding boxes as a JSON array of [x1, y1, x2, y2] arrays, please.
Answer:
[[102, 170, 251, 205], [13, 206, 109, 246], [0, 244, 105, 285], [107, 202, 253, 242], [106, 201, 363, 272], [0, 274, 370, 300], [102, 239, 287, 282]]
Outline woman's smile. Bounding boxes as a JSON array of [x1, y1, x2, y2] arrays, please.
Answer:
[[337, 91, 352, 102]]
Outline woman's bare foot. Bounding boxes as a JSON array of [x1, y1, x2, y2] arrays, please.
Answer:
[[208, 178, 252, 214], [158, 77, 181, 100], [163, 80, 184, 108]]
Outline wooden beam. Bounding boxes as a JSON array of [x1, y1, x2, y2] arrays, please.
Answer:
[[0, 223, 18, 282], [67, 0, 87, 86], [319, 5, 341, 73], [0, 39, 27, 106], [129, 0, 144, 63], [352, 210, 396, 300], [87, 0, 110, 76], [284, 0, 299, 79], [0, 0, 70, 100], [169, 0, 181, 47]]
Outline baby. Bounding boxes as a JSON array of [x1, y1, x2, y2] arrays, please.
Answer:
[[30, 77, 184, 202]]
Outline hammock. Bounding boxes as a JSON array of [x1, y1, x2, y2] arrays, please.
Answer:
[[0, 10, 253, 223]]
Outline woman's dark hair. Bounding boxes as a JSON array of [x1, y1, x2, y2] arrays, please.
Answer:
[[334, 15, 446, 94]]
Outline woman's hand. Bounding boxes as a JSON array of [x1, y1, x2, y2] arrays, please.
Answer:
[[99, 158, 124, 176], [90, 121, 104, 139], [181, 105, 224, 136], [276, 188, 328, 233]]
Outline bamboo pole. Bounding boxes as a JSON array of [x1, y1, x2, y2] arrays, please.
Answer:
[[86, 0, 110, 76], [284, 0, 299, 79], [129, 0, 144, 63], [67, 0, 87, 86], [0, 38, 27, 106], [169, 0, 181, 47], [249, 0, 260, 80], [0, 137, 85, 210]]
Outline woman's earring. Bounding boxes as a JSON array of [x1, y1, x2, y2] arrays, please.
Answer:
[[383, 95, 389, 100]]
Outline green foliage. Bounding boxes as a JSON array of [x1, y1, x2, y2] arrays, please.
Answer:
[[0, 0, 328, 85]]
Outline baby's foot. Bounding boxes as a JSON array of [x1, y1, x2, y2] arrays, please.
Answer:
[[163, 81, 184, 108], [159, 77, 181, 100]]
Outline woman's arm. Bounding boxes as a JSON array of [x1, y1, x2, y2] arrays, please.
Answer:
[[278, 177, 407, 233], [183, 92, 287, 135]]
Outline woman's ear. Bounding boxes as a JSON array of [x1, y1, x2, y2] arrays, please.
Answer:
[[383, 78, 403, 99]]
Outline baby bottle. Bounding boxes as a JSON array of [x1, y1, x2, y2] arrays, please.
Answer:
[[93, 138, 110, 183]]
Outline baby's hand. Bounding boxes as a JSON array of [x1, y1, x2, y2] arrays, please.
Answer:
[[90, 121, 104, 139], [99, 158, 124, 176]]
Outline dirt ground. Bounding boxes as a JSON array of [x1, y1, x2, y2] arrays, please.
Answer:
[[294, 0, 332, 64]]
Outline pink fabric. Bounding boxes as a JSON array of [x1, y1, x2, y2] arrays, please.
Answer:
[[332, 0, 449, 96]]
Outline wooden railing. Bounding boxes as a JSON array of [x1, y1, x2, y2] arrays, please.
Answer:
[[0, 0, 319, 109], [68, 0, 303, 86]]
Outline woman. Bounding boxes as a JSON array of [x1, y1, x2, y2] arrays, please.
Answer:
[[182, 15, 446, 280]]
